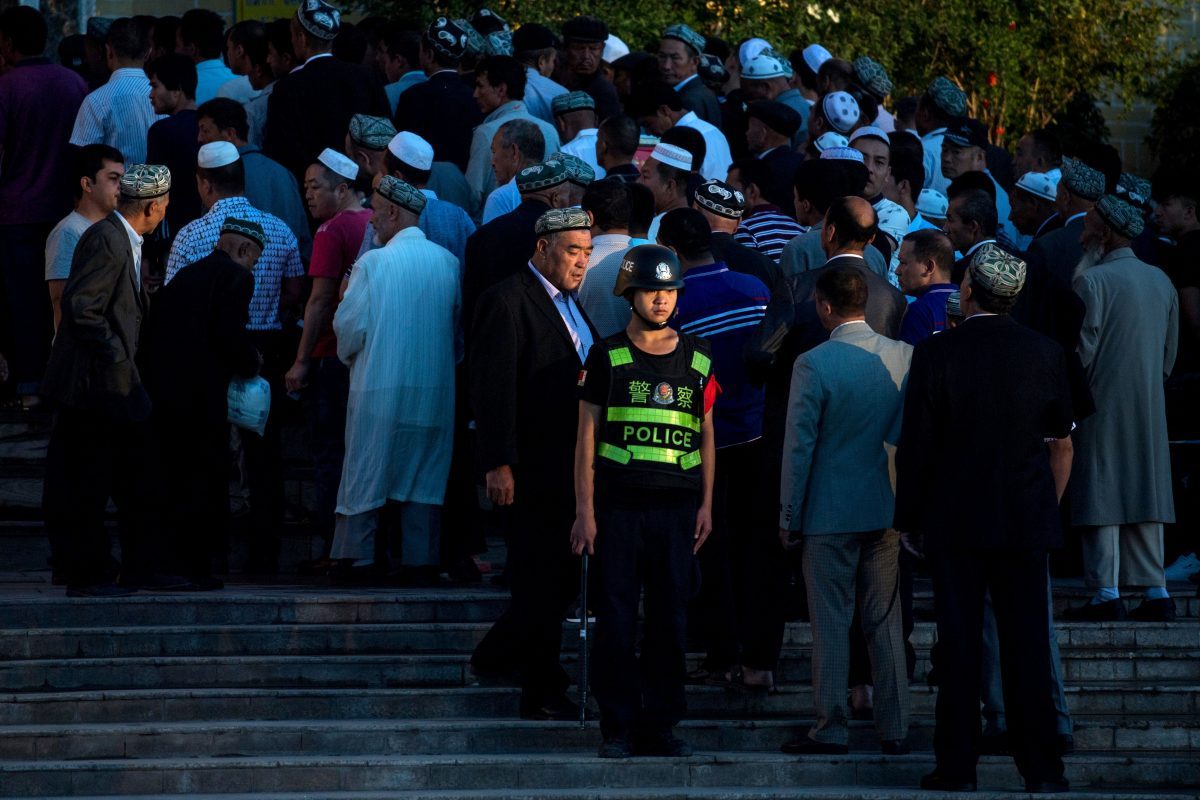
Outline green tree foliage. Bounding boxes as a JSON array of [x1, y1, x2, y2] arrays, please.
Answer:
[[359, 0, 1184, 145], [1148, 53, 1200, 174]]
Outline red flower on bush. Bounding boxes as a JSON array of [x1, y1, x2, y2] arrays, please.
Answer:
[[987, 72, 998, 87]]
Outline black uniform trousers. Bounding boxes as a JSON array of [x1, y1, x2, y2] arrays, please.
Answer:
[[471, 486, 578, 705], [693, 439, 786, 672], [155, 414, 230, 579], [592, 492, 698, 740], [42, 407, 160, 586], [927, 547, 1065, 785]]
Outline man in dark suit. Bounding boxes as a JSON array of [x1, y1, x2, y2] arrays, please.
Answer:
[[139, 218, 263, 588], [41, 165, 172, 597], [462, 158, 579, 334], [1022, 155, 1109, 289], [895, 245, 1073, 793], [393, 18, 484, 172], [658, 24, 721, 126], [263, 1, 388, 181], [745, 100, 805, 216], [469, 208, 598, 720], [690, 178, 779, 290]]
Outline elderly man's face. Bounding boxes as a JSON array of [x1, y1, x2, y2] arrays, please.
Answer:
[[491, 133, 520, 185], [1080, 207, 1110, 252], [944, 196, 977, 251], [745, 117, 773, 155], [536, 229, 593, 292], [657, 38, 697, 83], [566, 40, 603, 75], [740, 78, 772, 103]]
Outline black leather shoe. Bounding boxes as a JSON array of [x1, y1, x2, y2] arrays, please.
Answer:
[[920, 771, 977, 792], [780, 736, 849, 755], [117, 573, 193, 591], [598, 738, 632, 758], [1128, 597, 1176, 622], [1061, 598, 1128, 621], [65, 583, 136, 598], [1026, 777, 1070, 793], [634, 733, 693, 757], [881, 739, 910, 755], [519, 693, 580, 721]]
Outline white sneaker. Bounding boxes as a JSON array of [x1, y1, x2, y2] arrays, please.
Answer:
[[1165, 552, 1200, 582]]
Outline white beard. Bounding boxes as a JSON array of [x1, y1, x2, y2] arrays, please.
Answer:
[[1073, 246, 1105, 282]]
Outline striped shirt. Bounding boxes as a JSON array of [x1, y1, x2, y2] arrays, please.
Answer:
[[69, 67, 163, 164], [673, 261, 769, 448], [735, 205, 808, 263], [165, 196, 304, 331]]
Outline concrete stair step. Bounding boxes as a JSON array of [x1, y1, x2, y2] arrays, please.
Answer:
[[2, 752, 1196, 796], [2, 717, 1197, 761], [4, 621, 1195, 660], [8, 793, 1196, 800], [4, 684, 1197, 726]]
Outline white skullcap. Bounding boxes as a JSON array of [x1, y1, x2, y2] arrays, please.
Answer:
[[603, 34, 629, 63], [813, 132, 849, 153], [875, 199, 910, 246], [317, 148, 359, 182], [803, 44, 833, 74], [742, 53, 789, 81], [849, 126, 890, 145], [387, 131, 434, 171], [917, 188, 949, 220], [650, 142, 693, 171], [738, 37, 771, 69], [1015, 170, 1060, 203], [822, 91, 861, 134], [197, 141, 239, 169], [819, 146, 864, 164]]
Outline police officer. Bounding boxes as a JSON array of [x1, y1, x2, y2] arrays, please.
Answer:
[[571, 244, 717, 759]]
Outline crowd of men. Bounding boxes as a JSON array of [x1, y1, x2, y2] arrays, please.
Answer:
[[1, 1, 1198, 788]]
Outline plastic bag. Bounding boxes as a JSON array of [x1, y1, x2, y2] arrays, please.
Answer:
[[227, 376, 271, 436]]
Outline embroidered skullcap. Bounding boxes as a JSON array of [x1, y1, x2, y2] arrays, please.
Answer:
[[471, 8, 509, 34], [317, 148, 358, 182], [552, 152, 596, 186], [917, 188, 949, 220], [120, 164, 171, 198], [662, 23, 705, 56], [1060, 156, 1105, 202], [968, 243, 1026, 298], [426, 17, 470, 60], [852, 56, 893, 98], [535, 207, 591, 236], [849, 126, 889, 146], [387, 131, 433, 171], [944, 118, 988, 150], [813, 132, 849, 153], [926, 76, 967, 117], [1015, 171, 1059, 203], [820, 146, 865, 164], [1094, 194, 1145, 240], [875, 200, 909, 246], [747, 100, 801, 138], [945, 290, 963, 320], [551, 91, 596, 116], [221, 217, 266, 250], [1117, 173, 1152, 211], [86, 17, 115, 39], [457, 19, 487, 58], [693, 179, 746, 219], [296, 0, 340, 41], [515, 159, 570, 192], [376, 175, 426, 214], [739, 38, 771, 68], [349, 114, 396, 150], [700, 54, 729, 87], [197, 141, 239, 169], [483, 30, 513, 56], [649, 142, 693, 172], [802, 44, 832, 74], [822, 91, 861, 134], [562, 16, 608, 44], [512, 23, 558, 52], [742, 52, 790, 81], [603, 34, 630, 63]]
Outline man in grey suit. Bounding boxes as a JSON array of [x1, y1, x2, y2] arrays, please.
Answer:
[[777, 262, 912, 756], [41, 164, 172, 597]]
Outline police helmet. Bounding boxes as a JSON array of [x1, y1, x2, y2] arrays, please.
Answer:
[[612, 244, 685, 297]]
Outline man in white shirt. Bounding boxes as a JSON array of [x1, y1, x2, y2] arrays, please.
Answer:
[[512, 23, 567, 124], [552, 91, 605, 179], [176, 9, 237, 104], [632, 83, 732, 181], [914, 76, 966, 195]]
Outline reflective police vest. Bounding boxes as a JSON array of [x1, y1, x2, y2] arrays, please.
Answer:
[[595, 334, 711, 490]]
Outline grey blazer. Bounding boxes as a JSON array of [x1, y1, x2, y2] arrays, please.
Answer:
[[779, 321, 913, 535], [42, 213, 151, 422]]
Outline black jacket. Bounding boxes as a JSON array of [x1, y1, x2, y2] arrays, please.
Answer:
[[470, 267, 597, 495], [759, 146, 805, 218], [138, 249, 259, 424], [42, 213, 151, 422], [894, 314, 1074, 551], [462, 197, 551, 332], [395, 70, 483, 172], [264, 55, 389, 181], [711, 231, 778, 290], [677, 76, 721, 127]]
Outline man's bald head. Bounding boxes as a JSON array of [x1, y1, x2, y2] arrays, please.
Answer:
[[824, 195, 878, 254]]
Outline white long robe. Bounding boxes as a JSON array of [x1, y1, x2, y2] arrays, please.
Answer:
[[333, 226, 460, 514]]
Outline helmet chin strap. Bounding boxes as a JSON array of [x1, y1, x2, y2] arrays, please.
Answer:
[[631, 304, 671, 331]]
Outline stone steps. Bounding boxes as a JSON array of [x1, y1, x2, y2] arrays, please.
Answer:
[[3, 621, 1194, 660], [9, 792, 1199, 800], [2, 752, 1198, 797], [4, 684, 1197, 726], [4, 716, 1199, 762]]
